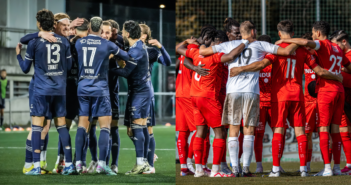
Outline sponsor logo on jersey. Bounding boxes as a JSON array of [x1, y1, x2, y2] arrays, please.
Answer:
[[259, 72, 271, 77], [80, 39, 86, 44], [264, 78, 269, 83], [87, 39, 101, 45], [332, 46, 340, 53], [304, 69, 315, 74]]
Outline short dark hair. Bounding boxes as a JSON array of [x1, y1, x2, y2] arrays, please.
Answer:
[[223, 18, 240, 33], [313, 21, 330, 36], [1, 69, 6, 72], [123, 20, 141, 39], [301, 32, 313, 40], [277, 20, 293, 34], [36, 9, 54, 31], [257, 35, 272, 43], [214, 30, 229, 43], [330, 30, 349, 42], [199, 25, 216, 42], [90, 17, 103, 32], [240, 21, 255, 35], [108, 19, 119, 31], [76, 18, 89, 31]]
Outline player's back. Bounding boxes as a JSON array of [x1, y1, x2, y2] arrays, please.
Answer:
[[30, 33, 71, 95], [259, 65, 272, 103], [267, 43, 315, 102], [175, 55, 193, 98], [76, 34, 117, 96], [304, 63, 317, 102], [314, 39, 346, 92]]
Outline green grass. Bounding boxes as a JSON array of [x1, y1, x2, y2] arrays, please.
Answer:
[[0, 126, 176, 185], [176, 162, 351, 185]]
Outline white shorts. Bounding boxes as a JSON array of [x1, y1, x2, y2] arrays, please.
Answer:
[[222, 92, 260, 127]]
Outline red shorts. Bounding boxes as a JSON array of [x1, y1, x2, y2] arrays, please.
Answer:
[[271, 101, 305, 128], [176, 97, 196, 131], [256, 104, 271, 134], [305, 101, 318, 133], [192, 96, 223, 128], [341, 112, 351, 127], [317, 91, 344, 127]]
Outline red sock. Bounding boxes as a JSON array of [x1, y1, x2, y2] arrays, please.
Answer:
[[221, 134, 228, 162], [213, 139, 226, 165], [307, 149, 313, 162], [331, 133, 342, 165], [177, 131, 190, 165], [272, 133, 284, 167], [319, 132, 331, 164], [296, 135, 308, 167], [188, 131, 196, 159], [238, 133, 244, 159], [280, 133, 286, 157], [340, 132, 351, 164], [193, 137, 204, 164], [254, 133, 264, 162], [202, 132, 210, 165]]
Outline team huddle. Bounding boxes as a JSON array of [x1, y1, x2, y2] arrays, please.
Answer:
[[176, 18, 351, 177], [16, 9, 171, 175]]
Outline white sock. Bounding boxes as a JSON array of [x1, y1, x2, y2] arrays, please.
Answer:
[[242, 135, 254, 167], [273, 166, 280, 173], [98, 160, 106, 167], [180, 164, 187, 169], [55, 155, 61, 164], [256, 162, 262, 169], [34, 162, 40, 168], [195, 164, 203, 172], [65, 162, 72, 167], [212, 164, 219, 173], [347, 163, 351, 168], [325, 164, 331, 170], [76, 160, 82, 166], [187, 158, 193, 165], [24, 162, 33, 168], [136, 157, 144, 165], [202, 165, 206, 168], [228, 137, 239, 167], [333, 164, 340, 169], [300, 166, 307, 172]]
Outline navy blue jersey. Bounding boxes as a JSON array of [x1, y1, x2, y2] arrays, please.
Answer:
[[76, 34, 129, 97], [25, 33, 72, 95], [146, 45, 172, 76], [110, 40, 153, 97], [67, 36, 80, 95]]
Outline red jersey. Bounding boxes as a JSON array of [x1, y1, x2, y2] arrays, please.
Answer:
[[259, 65, 272, 102], [186, 47, 224, 100], [342, 51, 351, 88], [304, 63, 317, 102], [314, 39, 350, 92], [220, 63, 228, 97], [175, 55, 193, 98], [265, 43, 317, 102]]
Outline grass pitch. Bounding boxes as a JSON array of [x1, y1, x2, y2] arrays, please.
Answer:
[[0, 125, 175, 185], [176, 161, 351, 185]]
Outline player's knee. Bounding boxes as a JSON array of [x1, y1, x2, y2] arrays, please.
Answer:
[[147, 126, 153, 134]]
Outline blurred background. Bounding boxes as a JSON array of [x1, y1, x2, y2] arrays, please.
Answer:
[[175, 0, 350, 163], [0, 0, 176, 127]]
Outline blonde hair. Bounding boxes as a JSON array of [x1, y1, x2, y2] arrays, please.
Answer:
[[54, 13, 70, 25], [139, 24, 152, 43]]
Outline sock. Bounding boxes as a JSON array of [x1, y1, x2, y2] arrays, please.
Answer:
[[105, 136, 112, 165], [82, 134, 89, 165], [242, 135, 254, 167], [25, 139, 33, 168], [228, 137, 239, 167], [89, 124, 98, 161], [329, 147, 332, 162], [256, 162, 262, 169], [98, 160, 106, 167], [43, 134, 48, 160], [254, 133, 264, 163], [111, 126, 120, 166], [340, 132, 351, 164], [31, 125, 42, 168], [272, 133, 284, 167], [331, 133, 342, 165], [212, 165, 220, 174], [131, 124, 145, 165], [296, 135, 308, 168], [177, 131, 190, 165], [75, 126, 86, 162], [272, 165, 280, 173], [212, 139, 225, 167], [188, 131, 196, 159], [222, 134, 228, 162], [148, 134, 156, 167], [319, 132, 331, 164], [57, 125, 72, 165], [238, 133, 244, 159], [280, 133, 286, 157], [143, 127, 150, 162], [202, 132, 210, 165], [0, 116, 3, 127], [193, 137, 204, 165], [307, 149, 313, 162], [99, 127, 110, 164], [40, 139, 45, 161]]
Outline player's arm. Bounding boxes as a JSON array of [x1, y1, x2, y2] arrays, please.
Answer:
[[111, 42, 130, 62], [15, 43, 33, 74], [183, 57, 210, 76], [110, 59, 137, 77], [20, 32, 57, 44], [176, 38, 199, 56], [230, 58, 271, 77], [175, 58, 180, 76], [65, 42, 73, 70], [148, 39, 172, 66], [219, 43, 246, 63], [199, 44, 216, 56], [275, 38, 317, 49], [312, 65, 343, 82], [275, 43, 299, 56]]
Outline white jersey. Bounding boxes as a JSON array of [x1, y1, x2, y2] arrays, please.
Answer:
[[213, 40, 279, 95]]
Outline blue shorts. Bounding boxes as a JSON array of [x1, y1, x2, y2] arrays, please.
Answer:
[[66, 94, 79, 120], [0, 98, 4, 109], [147, 97, 155, 127], [78, 96, 112, 118], [31, 94, 66, 118], [124, 94, 151, 126], [110, 92, 119, 120], [29, 89, 52, 119]]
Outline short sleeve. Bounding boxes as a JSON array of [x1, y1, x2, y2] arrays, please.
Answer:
[[264, 53, 276, 63], [25, 40, 36, 61], [260, 41, 279, 55], [213, 52, 225, 63], [186, 47, 199, 60], [213, 40, 242, 54], [342, 55, 351, 67]]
